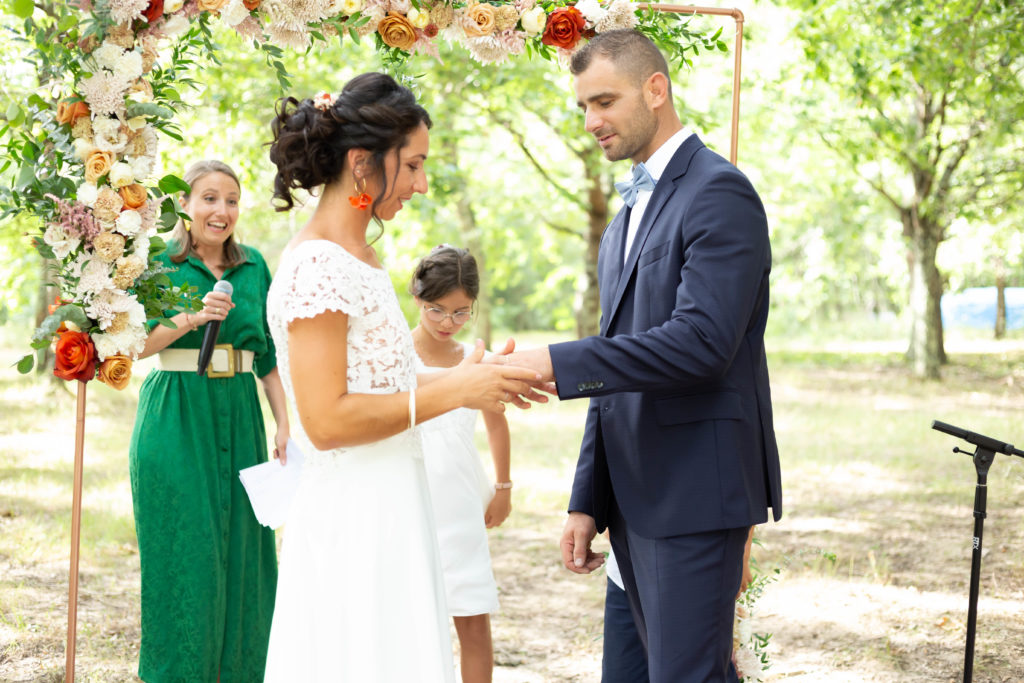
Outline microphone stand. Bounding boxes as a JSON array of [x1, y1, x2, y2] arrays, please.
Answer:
[[931, 420, 1024, 683]]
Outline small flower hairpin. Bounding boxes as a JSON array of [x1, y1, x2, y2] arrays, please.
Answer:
[[313, 91, 336, 112]]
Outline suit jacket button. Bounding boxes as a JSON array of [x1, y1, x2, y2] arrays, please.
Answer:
[[577, 383, 586, 392], [597, 381, 604, 388]]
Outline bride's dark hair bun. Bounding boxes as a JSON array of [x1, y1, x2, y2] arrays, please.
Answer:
[[269, 72, 432, 212]]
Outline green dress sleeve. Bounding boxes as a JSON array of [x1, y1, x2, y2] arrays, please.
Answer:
[[251, 248, 278, 379]]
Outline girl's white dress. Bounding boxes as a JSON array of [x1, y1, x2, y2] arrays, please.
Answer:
[[264, 240, 454, 682], [416, 344, 500, 616]]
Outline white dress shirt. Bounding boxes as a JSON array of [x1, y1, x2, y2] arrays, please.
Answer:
[[623, 127, 694, 265]]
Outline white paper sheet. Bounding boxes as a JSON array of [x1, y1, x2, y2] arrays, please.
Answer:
[[239, 438, 305, 529]]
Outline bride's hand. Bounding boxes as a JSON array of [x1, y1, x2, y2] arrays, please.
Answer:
[[454, 340, 541, 413]]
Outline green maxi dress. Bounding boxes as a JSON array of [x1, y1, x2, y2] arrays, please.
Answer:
[[129, 243, 278, 683]]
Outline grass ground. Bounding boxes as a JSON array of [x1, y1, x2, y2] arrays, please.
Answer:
[[1, 329, 1023, 682]]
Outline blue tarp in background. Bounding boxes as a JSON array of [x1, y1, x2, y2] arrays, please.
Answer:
[[941, 287, 1024, 330]]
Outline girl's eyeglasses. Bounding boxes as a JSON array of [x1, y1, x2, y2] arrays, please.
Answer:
[[422, 305, 472, 325]]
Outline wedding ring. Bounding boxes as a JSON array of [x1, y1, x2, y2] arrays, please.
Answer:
[[503, 391, 510, 401]]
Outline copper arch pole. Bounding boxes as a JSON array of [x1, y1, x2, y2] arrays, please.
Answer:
[[638, 4, 745, 165], [65, 380, 87, 683]]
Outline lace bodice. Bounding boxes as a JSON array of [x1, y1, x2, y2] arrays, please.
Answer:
[[267, 240, 416, 418]]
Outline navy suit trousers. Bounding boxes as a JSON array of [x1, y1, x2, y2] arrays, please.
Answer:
[[603, 578, 649, 683], [608, 498, 745, 683]]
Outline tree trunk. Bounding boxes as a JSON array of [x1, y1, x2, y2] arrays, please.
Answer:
[[907, 224, 943, 379], [576, 153, 608, 339], [994, 255, 1006, 339], [454, 195, 492, 350], [440, 139, 492, 349]]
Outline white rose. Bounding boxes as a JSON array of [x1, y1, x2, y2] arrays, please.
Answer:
[[129, 155, 156, 181], [163, 14, 190, 36], [92, 116, 119, 137], [73, 138, 97, 161], [406, 7, 429, 28], [164, 0, 185, 12], [114, 50, 144, 82], [575, 0, 605, 25], [93, 42, 125, 71], [92, 118, 128, 153], [520, 6, 546, 35], [221, 0, 250, 26], [93, 328, 146, 361], [77, 182, 99, 207], [339, 0, 361, 14], [115, 209, 143, 236], [133, 233, 151, 259], [43, 224, 82, 259], [108, 162, 135, 188]]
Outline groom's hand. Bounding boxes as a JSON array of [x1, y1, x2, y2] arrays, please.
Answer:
[[503, 346, 555, 384], [486, 338, 557, 408], [561, 511, 604, 574]]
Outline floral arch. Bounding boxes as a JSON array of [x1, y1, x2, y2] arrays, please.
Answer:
[[2, 1, 741, 679], [4, 0, 725, 383]]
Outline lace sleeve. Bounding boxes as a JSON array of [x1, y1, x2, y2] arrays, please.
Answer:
[[276, 245, 365, 325]]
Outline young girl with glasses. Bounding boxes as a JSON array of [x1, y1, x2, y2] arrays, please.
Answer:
[[410, 245, 513, 683]]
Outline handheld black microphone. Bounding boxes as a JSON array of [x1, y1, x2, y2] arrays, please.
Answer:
[[197, 280, 233, 376]]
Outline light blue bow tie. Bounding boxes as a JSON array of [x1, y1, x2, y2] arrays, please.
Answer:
[[614, 162, 656, 207]]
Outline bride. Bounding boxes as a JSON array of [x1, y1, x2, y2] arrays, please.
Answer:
[[263, 73, 540, 681]]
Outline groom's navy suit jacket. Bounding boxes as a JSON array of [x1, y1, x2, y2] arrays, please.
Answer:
[[549, 135, 782, 539]]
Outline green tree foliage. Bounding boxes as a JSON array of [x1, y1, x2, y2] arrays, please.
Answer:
[[147, 31, 589, 340], [786, 0, 1024, 377]]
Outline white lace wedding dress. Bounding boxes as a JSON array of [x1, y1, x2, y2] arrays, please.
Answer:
[[263, 240, 454, 682]]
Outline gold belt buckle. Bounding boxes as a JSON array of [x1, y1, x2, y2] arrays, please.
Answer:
[[206, 343, 236, 378]]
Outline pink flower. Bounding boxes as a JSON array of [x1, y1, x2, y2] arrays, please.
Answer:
[[46, 195, 101, 247]]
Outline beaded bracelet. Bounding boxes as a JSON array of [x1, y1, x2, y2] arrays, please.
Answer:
[[494, 481, 513, 490]]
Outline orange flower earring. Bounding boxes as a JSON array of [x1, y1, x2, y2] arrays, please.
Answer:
[[348, 175, 372, 210]]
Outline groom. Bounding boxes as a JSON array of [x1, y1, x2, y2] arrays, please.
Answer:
[[507, 30, 782, 682]]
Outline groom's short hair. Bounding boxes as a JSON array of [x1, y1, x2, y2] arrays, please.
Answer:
[[569, 29, 671, 94]]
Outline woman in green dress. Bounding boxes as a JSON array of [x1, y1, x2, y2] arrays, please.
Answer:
[[129, 159, 289, 682]]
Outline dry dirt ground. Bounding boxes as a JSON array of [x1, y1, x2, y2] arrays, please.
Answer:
[[2, 344, 1023, 682]]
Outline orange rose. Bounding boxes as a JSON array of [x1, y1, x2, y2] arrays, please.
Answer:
[[119, 183, 148, 210], [243, 0, 261, 8], [143, 0, 164, 23], [84, 150, 115, 184], [56, 99, 90, 126], [97, 354, 132, 390], [463, 3, 496, 37], [54, 330, 97, 382], [378, 12, 418, 51], [48, 296, 70, 314], [541, 6, 585, 49]]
